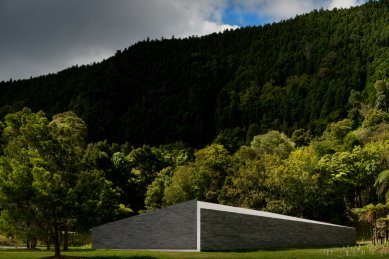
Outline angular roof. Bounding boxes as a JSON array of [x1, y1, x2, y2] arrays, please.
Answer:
[[197, 201, 353, 229]]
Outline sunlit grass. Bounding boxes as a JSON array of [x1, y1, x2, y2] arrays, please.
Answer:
[[0, 244, 389, 259]]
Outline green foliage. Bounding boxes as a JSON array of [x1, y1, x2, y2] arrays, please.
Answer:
[[353, 202, 389, 245], [245, 124, 261, 144], [251, 130, 295, 159], [343, 132, 361, 151], [291, 129, 312, 147], [318, 142, 387, 208], [322, 119, 353, 146], [144, 167, 174, 211], [163, 144, 231, 205], [213, 127, 246, 153], [375, 170, 389, 200], [74, 169, 131, 231], [266, 146, 320, 217], [126, 146, 167, 212], [362, 107, 389, 127], [374, 80, 389, 111], [0, 109, 126, 257], [221, 148, 280, 210], [0, 106, 387, 249]]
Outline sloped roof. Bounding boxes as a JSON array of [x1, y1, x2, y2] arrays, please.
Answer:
[[197, 201, 353, 229]]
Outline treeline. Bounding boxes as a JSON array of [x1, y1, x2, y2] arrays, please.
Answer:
[[0, 0, 388, 146], [0, 77, 387, 256]]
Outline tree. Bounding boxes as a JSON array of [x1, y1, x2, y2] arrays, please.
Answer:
[[353, 203, 389, 245], [0, 108, 67, 255], [251, 130, 295, 159], [360, 104, 389, 128], [375, 169, 389, 201], [246, 124, 261, 145], [347, 89, 363, 127], [144, 144, 194, 211], [126, 146, 166, 212], [164, 144, 231, 205], [266, 146, 320, 217], [0, 108, 125, 257], [213, 127, 246, 153], [0, 210, 46, 249], [220, 146, 276, 210], [291, 129, 312, 147], [74, 169, 131, 231], [48, 111, 87, 251], [144, 167, 174, 211], [374, 80, 389, 111], [318, 141, 387, 209], [322, 119, 353, 147]]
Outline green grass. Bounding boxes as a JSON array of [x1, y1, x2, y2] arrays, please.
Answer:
[[0, 245, 388, 259]]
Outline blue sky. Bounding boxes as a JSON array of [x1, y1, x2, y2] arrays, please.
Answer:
[[223, 6, 270, 26], [221, 0, 368, 27], [0, 0, 369, 81]]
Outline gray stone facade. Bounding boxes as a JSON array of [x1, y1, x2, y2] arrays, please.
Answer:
[[92, 200, 356, 251], [200, 208, 355, 251], [92, 200, 197, 249]]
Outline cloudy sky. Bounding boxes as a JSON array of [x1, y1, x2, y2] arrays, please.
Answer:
[[0, 0, 368, 82]]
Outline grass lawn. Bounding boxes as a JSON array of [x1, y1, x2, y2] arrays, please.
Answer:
[[0, 245, 388, 259]]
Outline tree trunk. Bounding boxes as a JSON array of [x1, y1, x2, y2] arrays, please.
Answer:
[[354, 189, 358, 208], [31, 239, 36, 249], [63, 225, 69, 251], [46, 237, 51, 250], [52, 225, 61, 258], [373, 214, 377, 246]]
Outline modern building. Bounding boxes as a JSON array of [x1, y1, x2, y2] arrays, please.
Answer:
[[92, 200, 355, 251]]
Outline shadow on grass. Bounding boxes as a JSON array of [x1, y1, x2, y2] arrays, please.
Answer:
[[42, 256, 157, 259]]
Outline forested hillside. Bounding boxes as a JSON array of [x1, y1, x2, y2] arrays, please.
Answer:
[[0, 0, 388, 146]]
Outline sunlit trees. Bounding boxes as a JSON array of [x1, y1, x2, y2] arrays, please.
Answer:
[[163, 144, 231, 205], [318, 142, 387, 209], [220, 146, 273, 209], [266, 146, 320, 217], [250, 130, 295, 159]]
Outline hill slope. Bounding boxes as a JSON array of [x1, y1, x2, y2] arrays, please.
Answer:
[[0, 0, 388, 146]]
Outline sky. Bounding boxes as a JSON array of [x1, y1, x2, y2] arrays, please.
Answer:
[[0, 0, 369, 82]]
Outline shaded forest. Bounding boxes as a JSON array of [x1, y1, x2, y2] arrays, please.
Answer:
[[0, 0, 388, 147]]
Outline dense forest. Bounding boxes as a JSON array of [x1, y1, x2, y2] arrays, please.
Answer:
[[0, 0, 388, 146], [0, 0, 388, 257]]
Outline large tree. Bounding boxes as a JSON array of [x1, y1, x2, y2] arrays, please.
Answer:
[[0, 108, 125, 257]]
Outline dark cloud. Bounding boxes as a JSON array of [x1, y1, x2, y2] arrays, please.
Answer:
[[0, 0, 368, 81], [0, 0, 236, 81]]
